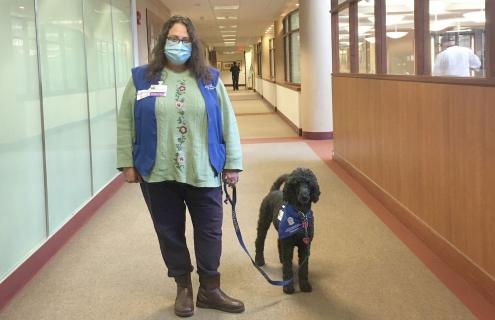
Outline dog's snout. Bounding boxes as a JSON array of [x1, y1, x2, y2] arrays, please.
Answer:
[[299, 187, 310, 203]]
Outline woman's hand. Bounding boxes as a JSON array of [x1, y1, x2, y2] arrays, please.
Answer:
[[123, 167, 142, 183], [222, 170, 240, 187]]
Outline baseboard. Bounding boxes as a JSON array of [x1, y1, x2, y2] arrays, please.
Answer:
[[0, 175, 125, 311], [302, 131, 333, 140], [333, 152, 495, 306]]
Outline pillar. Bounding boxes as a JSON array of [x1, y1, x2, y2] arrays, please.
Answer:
[[299, 0, 333, 139]]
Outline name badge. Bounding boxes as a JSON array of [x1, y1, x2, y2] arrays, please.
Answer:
[[149, 81, 167, 97], [136, 90, 150, 100]]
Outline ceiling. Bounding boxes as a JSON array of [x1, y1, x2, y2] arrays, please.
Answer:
[[159, 0, 299, 53]]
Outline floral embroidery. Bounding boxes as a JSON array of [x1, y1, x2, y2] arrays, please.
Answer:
[[174, 80, 187, 170], [179, 126, 188, 134]]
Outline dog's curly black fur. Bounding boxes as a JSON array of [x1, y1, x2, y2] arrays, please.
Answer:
[[254, 168, 320, 294]]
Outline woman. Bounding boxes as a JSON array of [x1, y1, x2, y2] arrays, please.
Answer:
[[116, 16, 244, 317]]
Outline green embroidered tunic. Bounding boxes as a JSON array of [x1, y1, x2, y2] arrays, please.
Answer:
[[116, 67, 243, 187]]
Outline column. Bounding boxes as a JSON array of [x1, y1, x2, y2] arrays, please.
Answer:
[[299, 0, 333, 139]]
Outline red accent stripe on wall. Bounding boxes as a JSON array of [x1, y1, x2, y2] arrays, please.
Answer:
[[0, 175, 125, 311]]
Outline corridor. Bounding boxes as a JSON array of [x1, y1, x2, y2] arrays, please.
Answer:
[[0, 91, 479, 320]]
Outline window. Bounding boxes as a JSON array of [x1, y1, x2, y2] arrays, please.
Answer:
[[430, 0, 485, 77], [338, 9, 350, 73], [283, 10, 300, 83], [256, 42, 262, 76], [386, 0, 415, 75], [358, 0, 375, 73], [331, 0, 494, 80], [269, 38, 275, 80]]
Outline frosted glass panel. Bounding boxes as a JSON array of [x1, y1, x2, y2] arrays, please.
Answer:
[[84, 0, 118, 192], [0, 0, 46, 281], [39, 0, 92, 233], [112, 0, 133, 107]]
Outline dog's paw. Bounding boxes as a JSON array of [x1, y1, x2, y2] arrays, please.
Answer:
[[283, 284, 295, 294], [300, 281, 312, 292], [255, 255, 265, 266]]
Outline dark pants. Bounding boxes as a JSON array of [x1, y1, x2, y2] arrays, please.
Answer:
[[232, 75, 239, 90], [140, 181, 223, 278]]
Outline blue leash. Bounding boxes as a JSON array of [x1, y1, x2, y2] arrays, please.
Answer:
[[223, 183, 307, 287]]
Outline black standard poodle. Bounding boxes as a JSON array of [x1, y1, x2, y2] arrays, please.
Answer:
[[254, 168, 320, 294]]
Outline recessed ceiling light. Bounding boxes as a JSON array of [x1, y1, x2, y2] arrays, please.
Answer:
[[220, 30, 236, 33], [214, 5, 239, 10], [228, 16, 238, 20], [216, 17, 226, 20]]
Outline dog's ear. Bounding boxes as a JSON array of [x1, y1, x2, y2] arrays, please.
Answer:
[[311, 183, 320, 203], [311, 184, 320, 203]]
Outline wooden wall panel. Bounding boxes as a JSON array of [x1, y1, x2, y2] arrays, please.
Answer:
[[333, 76, 495, 303]]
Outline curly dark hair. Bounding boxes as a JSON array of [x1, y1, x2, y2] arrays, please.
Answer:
[[282, 168, 320, 204], [147, 15, 211, 83]]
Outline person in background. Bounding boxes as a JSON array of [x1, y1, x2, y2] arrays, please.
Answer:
[[229, 61, 240, 90], [433, 36, 481, 77], [116, 15, 244, 317]]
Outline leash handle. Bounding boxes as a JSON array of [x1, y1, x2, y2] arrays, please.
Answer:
[[223, 183, 304, 286]]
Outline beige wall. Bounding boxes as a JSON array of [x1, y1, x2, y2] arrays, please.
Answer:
[[136, 0, 170, 65]]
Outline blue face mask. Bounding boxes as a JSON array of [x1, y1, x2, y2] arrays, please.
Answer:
[[164, 40, 192, 65]]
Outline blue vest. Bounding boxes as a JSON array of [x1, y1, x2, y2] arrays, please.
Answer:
[[131, 65, 225, 177], [277, 204, 314, 240]]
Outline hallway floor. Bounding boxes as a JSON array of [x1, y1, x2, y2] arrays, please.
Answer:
[[0, 91, 482, 320]]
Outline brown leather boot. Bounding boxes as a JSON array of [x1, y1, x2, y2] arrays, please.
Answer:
[[174, 274, 194, 317], [196, 275, 245, 313]]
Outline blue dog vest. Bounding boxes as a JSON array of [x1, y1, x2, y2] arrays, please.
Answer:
[[277, 204, 313, 240], [131, 65, 225, 177]]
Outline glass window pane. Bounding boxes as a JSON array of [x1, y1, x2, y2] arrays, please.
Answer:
[[112, 0, 133, 109], [430, 0, 485, 77], [386, 0, 415, 75], [290, 31, 300, 83], [358, 0, 376, 74], [338, 9, 350, 73], [85, 0, 118, 192], [0, 0, 47, 281], [39, 0, 93, 233], [290, 11, 299, 30], [285, 37, 290, 80]]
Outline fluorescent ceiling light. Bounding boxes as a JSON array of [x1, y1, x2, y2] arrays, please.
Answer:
[[220, 30, 236, 33], [214, 5, 239, 10], [386, 31, 408, 39], [228, 16, 238, 20], [463, 11, 485, 23], [216, 16, 226, 20]]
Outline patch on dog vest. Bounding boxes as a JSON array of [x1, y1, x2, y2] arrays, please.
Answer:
[[278, 204, 313, 240]]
